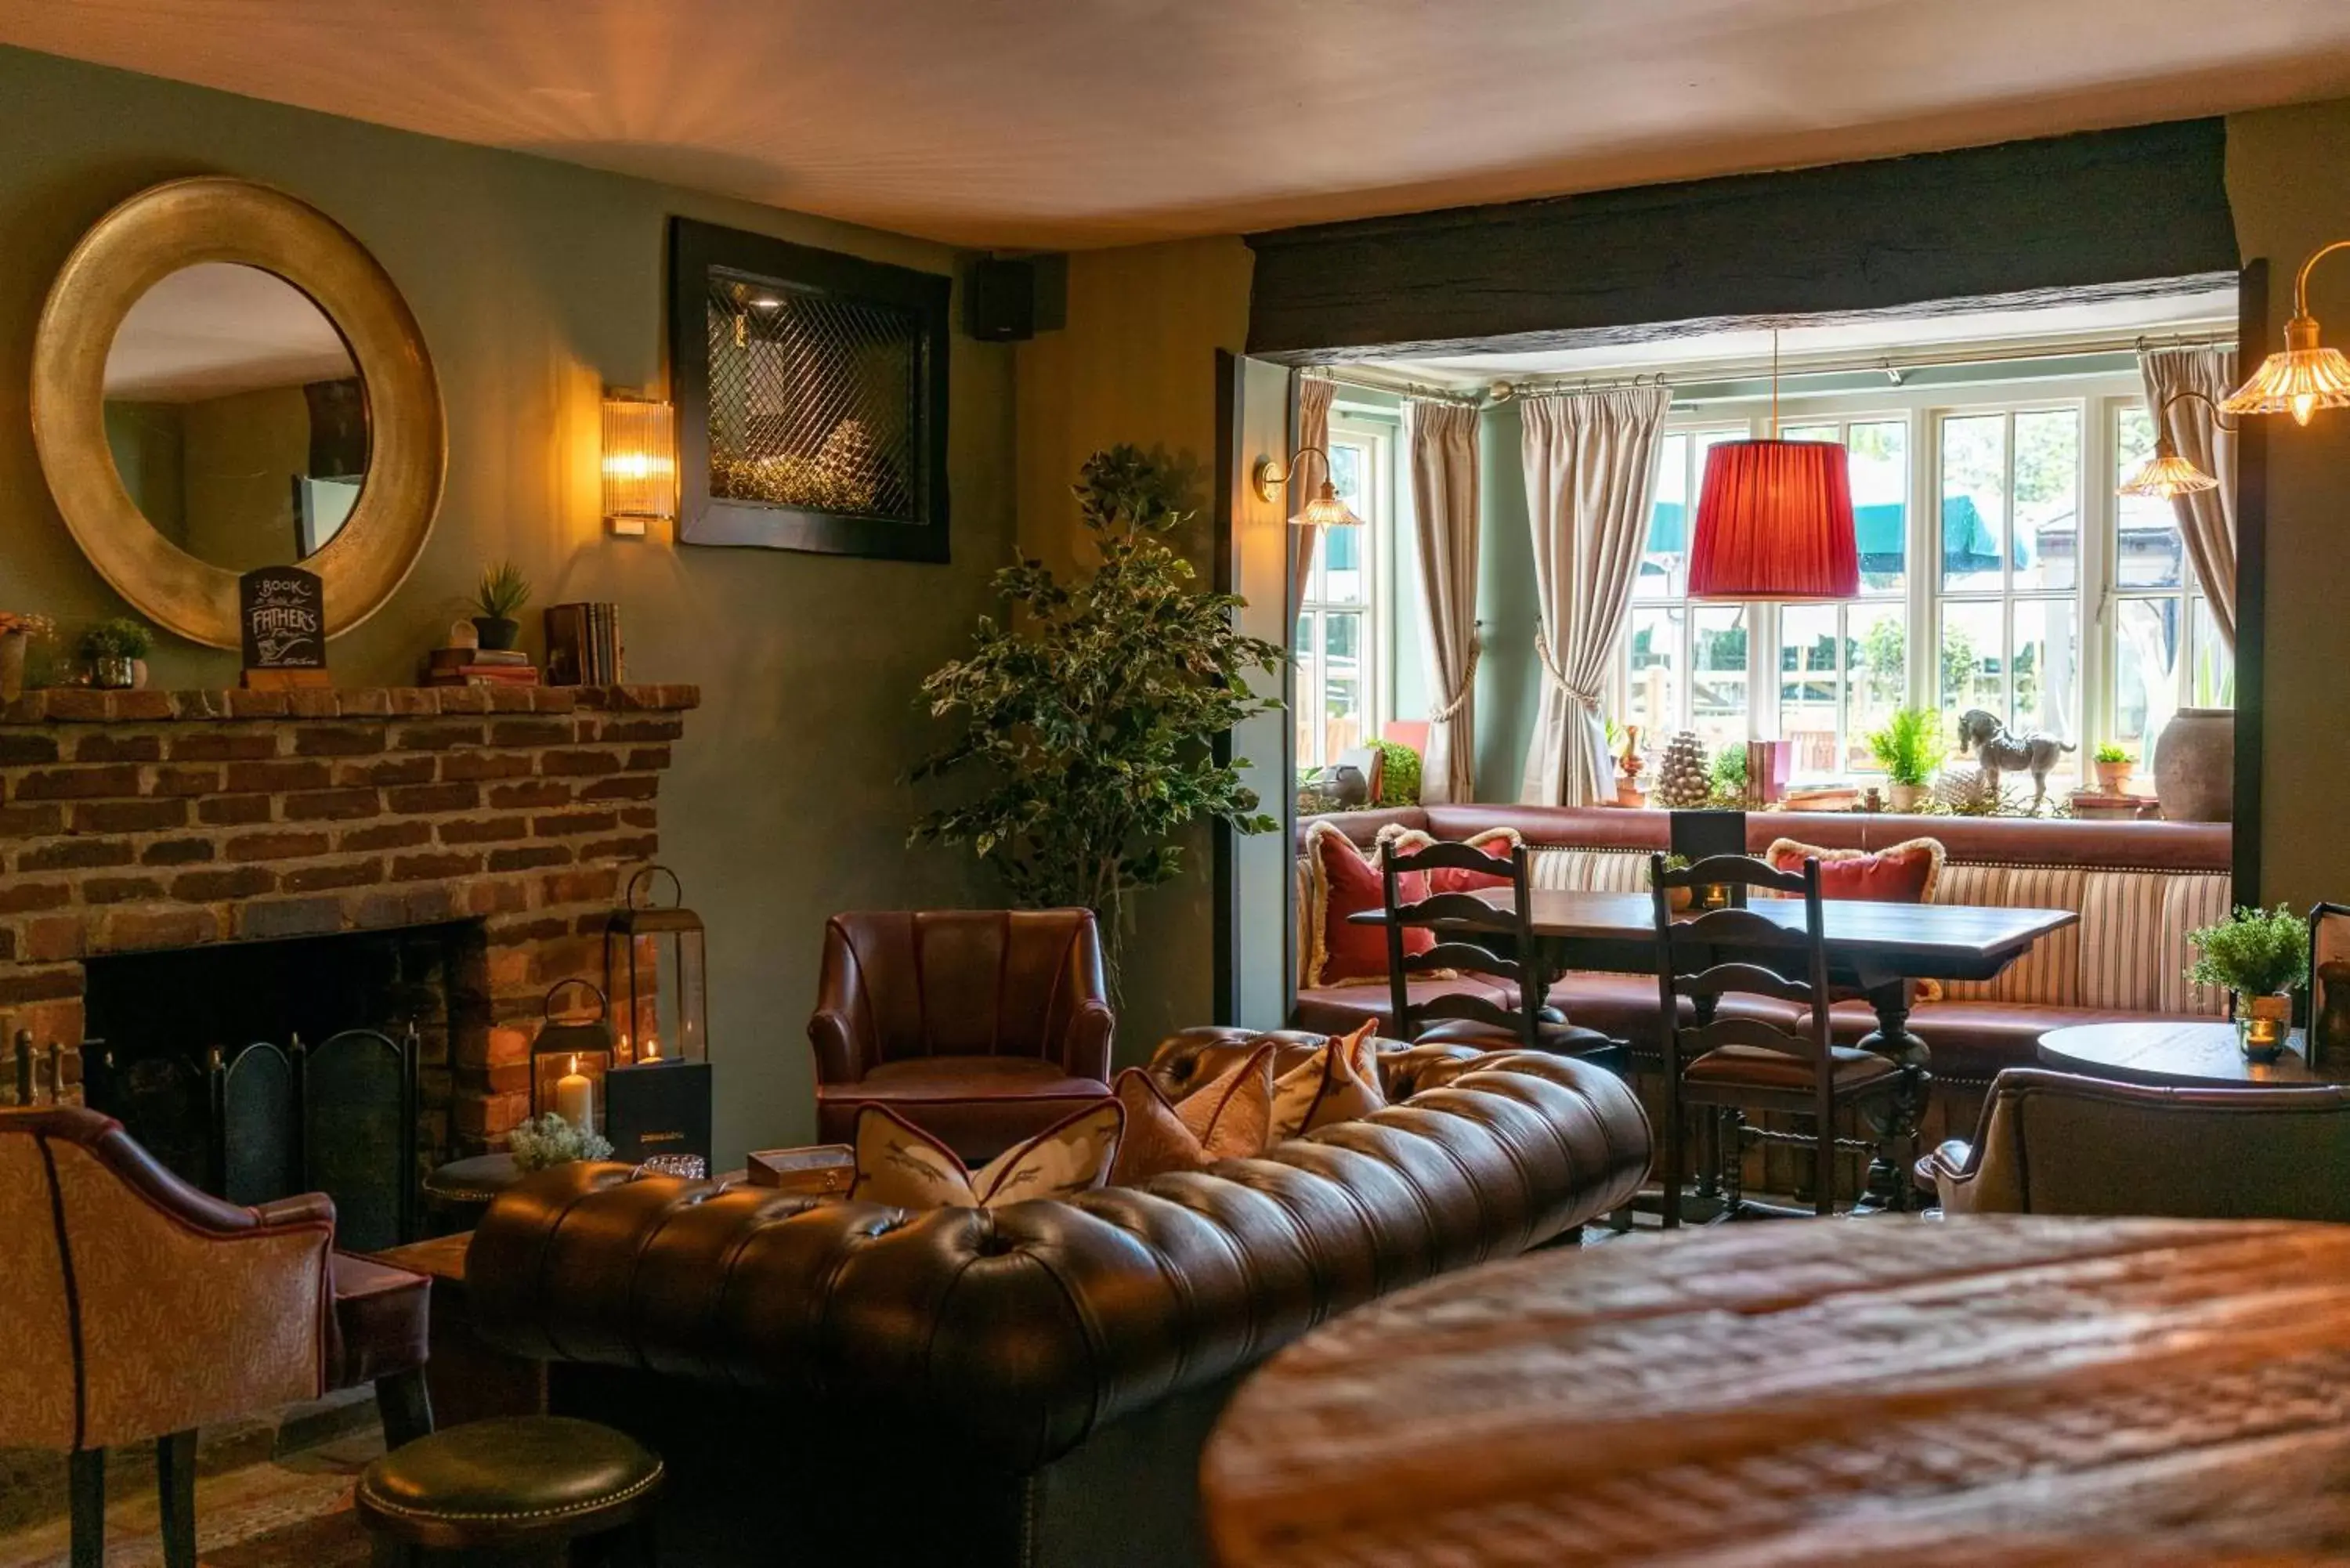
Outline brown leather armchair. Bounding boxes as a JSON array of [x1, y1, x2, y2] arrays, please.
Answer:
[[808, 909, 1115, 1162], [0, 1106, 432, 1568], [1925, 1068, 2350, 1219]]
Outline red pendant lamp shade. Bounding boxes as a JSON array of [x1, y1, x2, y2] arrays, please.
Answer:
[[1688, 439, 1859, 600]]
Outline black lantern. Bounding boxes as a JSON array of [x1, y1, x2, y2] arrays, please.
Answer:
[[530, 979, 616, 1135], [603, 866, 712, 1176]]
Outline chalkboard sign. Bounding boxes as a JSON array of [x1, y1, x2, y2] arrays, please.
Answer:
[[240, 567, 325, 671]]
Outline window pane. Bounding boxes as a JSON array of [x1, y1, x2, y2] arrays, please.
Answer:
[[1625, 605, 1683, 744], [1777, 603, 1840, 778], [1690, 605, 1748, 761], [2193, 597, 2235, 707], [1940, 600, 2003, 717], [1781, 423, 1838, 444], [2115, 406, 2186, 590], [2110, 596, 2180, 750], [1940, 414, 2007, 592], [2011, 597, 2079, 750], [2012, 409, 2079, 591], [1639, 432, 1688, 599], [1319, 443, 1368, 605], [1294, 612, 1321, 768], [1846, 602, 1911, 776], [1321, 612, 1365, 761], [1849, 420, 1907, 594]]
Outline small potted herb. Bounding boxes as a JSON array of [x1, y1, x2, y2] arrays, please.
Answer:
[[473, 561, 532, 652], [2186, 904, 2309, 1060], [79, 617, 154, 691], [1867, 707, 1941, 811], [2092, 742, 2135, 794]]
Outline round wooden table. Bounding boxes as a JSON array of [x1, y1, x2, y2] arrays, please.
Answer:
[[2038, 1020, 2346, 1087], [1201, 1216, 2350, 1566]]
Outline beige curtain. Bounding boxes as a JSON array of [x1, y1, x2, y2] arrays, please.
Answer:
[[2138, 345, 2240, 650], [1408, 400, 1480, 803], [1286, 377, 1336, 623], [1517, 387, 1671, 806]]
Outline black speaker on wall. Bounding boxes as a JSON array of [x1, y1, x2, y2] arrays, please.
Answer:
[[962, 253, 1067, 341]]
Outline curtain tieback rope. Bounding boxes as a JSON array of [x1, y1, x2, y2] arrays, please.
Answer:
[[1531, 623, 1602, 709], [1427, 634, 1481, 724]]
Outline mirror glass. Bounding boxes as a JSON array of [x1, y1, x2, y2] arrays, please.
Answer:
[[102, 263, 369, 570]]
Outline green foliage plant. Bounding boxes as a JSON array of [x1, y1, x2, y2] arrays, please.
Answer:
[[2092, 742, 2132, 764], [1867, 706, 1941, 788], [475, 560, 532, 620], [912, 446, 1286, 985], [1370, 739, 1422, 807], [1708, 744, 1748, 805], [508, 1111, 613, 1172], [79, 617, 154, 661], [2186, 905, 2309, 998]]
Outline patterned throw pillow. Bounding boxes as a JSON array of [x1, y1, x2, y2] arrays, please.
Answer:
[[849, 1100, 1123, 1209], [1269, 1022, 1387, 1143], [1109, 1042, 1278, 1184], [1764, 836, 1947, 904]]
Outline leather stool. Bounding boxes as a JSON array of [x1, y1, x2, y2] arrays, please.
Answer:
[[356, 1416, 663, 1566]]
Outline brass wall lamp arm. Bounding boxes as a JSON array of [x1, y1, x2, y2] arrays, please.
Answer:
[[1252, 445, 1333, 502]]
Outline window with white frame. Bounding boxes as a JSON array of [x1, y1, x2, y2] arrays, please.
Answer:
[[1613, 368, 2232, 793], [1295, 415, 1390, 770]]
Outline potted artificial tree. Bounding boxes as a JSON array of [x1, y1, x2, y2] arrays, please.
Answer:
[[2186, 905, 2309, 1061], [912, 446, 1285, 995], [473, 562, 531, 652], [1866, 706, 1940, 812]]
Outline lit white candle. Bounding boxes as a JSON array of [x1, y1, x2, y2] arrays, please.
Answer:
[[554, 1053, 594, 1130], [642, 1033, 661, 1063]]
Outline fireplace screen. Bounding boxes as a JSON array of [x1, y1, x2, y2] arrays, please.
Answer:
[[672, 219, 950, 562]]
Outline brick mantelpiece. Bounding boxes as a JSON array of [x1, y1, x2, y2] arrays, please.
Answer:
[[0, 683, 697, 1149]]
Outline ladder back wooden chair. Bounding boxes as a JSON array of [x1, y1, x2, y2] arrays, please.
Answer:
[[1647, 851, 1911, 1223], [1383, 838, 1622, 1068]]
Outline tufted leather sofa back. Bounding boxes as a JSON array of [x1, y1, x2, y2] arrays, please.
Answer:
[[466, 1035, 1649, 1472]]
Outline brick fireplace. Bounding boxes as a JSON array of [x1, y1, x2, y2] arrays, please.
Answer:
[[0, 682, 697, 1155]]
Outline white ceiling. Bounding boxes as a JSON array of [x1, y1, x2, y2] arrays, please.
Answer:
[[105, 263, 356, 402], [5, 1, 2350, 248], [1387, 286, 2243, 387]]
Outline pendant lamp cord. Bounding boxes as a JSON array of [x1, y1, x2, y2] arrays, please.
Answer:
[[1770, 329, 1780, 439]]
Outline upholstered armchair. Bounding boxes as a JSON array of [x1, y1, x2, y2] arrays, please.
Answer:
[[0, 1106, 432, 1568], [1925, 1068, 2350, 1219], [808, 909, 1114, 1162]]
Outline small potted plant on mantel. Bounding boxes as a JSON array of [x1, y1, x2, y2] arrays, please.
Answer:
[[2186, 905, 2309, 1061], [473, 561, 533, 652], [1866, 706, 1940, 812], [79, 617, 154, 691], [2092, 742, 2135, 794]]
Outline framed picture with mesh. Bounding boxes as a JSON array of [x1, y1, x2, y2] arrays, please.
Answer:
[[670, 218, 951, 560]]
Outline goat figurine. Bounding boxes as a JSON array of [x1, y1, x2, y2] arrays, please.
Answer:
[[1955, 709, 2076, 808]]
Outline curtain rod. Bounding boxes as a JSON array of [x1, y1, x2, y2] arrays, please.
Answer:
[[1305, 367, 1484, 406]]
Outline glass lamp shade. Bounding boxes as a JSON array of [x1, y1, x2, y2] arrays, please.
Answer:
[[2221, 317, 2350, 426], [1290, 479, 1366, 529], [1687, 439, 1859, 601], [2117, 446, 2220, 499], [601, 398, 678, 526]]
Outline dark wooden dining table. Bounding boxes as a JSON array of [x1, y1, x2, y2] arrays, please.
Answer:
[[1201, 1214, 2350, 1566]]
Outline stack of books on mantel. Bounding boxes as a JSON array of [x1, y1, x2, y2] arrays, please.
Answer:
[[424, 647, 540, 687]]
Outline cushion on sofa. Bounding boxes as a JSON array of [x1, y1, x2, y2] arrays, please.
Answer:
[[849, 1100, 1122, 1209], [1268, 1021, 1385, 1140], [1304, 820, 1433, 985], [1108, 1044, 1275, 1184], [1764, 836, 1945, 903]]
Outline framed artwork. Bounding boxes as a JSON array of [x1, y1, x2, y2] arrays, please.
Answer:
[[669, 217, 951, 562], [2309, 903, 2350, 1069]]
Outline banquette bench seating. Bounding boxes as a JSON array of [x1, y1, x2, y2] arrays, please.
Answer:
[[1296, 804, 2232, 1148]]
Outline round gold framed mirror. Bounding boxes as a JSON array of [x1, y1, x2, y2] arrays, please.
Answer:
[[32, 178, 444, 649]]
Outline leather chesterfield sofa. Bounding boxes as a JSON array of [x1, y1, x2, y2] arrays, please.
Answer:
[[466, 1030, 1649, 1568]]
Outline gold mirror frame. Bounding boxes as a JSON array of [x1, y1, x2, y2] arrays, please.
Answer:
[[31, 178, 445, 649]]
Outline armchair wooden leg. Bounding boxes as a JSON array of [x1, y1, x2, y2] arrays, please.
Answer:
[[376, 1368, 435, 1451], [157, 1429, 198, 1568], [68, 1448, 103, 1568]]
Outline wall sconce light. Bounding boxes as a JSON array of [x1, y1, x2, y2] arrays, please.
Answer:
[[2117, 389, 2234, 499], [1251, 446, 1365, 529], [601, 396, 676, 537], [2224, 240, 2350, 425]]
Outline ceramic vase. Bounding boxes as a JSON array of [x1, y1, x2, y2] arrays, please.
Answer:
[[2152, 708, 2233, 822]]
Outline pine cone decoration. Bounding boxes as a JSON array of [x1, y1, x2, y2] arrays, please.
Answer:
[[1651, 729, 1712, 810]]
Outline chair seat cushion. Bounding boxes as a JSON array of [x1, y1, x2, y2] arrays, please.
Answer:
[[1292, 977, 1519, 1035], [356, 1415, 663, 1545], [329, 1251, 430, 1392], [1416, 1017, 1617, 1058], [815, 1057, 1113, 1164], [1685, 1042, 1899, 1091]]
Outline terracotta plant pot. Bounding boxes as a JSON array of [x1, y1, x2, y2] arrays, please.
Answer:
[[2152, 708, 2233, 822], [1886, 782, 1929, 812], [2093, 760, 2133, 794]]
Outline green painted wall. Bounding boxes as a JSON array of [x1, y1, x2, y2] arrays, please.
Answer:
[[0, 45, 1018, 1165]]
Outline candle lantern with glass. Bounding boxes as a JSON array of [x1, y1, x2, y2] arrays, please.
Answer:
[[603, 865, 714, 1176], [529, 978, 617, 1133]]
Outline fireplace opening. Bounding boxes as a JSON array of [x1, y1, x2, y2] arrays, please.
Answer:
[[81, 920, 483, 1250]]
